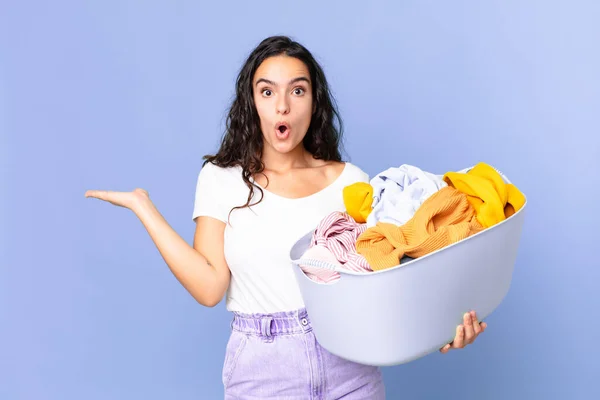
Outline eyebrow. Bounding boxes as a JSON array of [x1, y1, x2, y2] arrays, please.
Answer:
[[254, 76, 311, 87]]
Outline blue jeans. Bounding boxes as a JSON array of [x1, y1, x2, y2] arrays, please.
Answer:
[[222, 308, 386, 399]]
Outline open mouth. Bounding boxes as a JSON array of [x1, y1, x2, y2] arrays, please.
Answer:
[[275, 122, 290, 138]]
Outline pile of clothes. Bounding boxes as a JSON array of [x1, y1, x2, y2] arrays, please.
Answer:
[[298, 162, 526, 283]]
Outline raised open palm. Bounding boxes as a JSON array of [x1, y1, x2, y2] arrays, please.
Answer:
[[84, 188, 150, 211]]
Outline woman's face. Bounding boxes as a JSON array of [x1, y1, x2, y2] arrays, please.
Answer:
[[252, 55, 314, 155]]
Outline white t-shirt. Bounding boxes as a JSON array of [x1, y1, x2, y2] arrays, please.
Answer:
[[191, 161, 370, 314]]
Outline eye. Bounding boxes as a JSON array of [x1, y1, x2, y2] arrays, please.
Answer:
[[261, 89, 273, 97], [293, 87, 305, 96]]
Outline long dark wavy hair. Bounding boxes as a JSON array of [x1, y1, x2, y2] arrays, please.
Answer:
[[203, 35, 345, 216]]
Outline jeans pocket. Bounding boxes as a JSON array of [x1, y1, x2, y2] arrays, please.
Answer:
[[222, 331, 248, 389]]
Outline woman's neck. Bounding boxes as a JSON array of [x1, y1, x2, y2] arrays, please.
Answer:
[[261, 144, 313, 173]]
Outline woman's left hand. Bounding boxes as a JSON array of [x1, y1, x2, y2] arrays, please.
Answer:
[[440, 310, 486, 354]]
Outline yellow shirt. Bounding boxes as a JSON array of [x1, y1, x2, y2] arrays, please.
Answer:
[[442, 162, 525, 228]]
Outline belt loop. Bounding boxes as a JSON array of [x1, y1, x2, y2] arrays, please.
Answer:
[[261, 317, 273, 337]]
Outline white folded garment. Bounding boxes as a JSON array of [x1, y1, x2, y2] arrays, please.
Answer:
[[367, 164, 447, 227]]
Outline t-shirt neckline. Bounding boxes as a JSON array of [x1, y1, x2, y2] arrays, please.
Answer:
[[250, 162, 349, 201]]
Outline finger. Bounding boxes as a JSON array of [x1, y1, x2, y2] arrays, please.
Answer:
[[85, 190, 108, 199], [480, 321, 487, 332], [463, 312, 475, 344], [452, 324, 464, 349], [85, 190, 124, 206], [440, 343, 452, 354], [471, 311, 482, 335]]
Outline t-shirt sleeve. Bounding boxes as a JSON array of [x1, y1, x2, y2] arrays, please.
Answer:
[[353, 164, 370, 183], [192, 163, 229, 223], [359, 169, 370, 183]]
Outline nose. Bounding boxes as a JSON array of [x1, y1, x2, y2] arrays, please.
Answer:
[[276, 94, 290, 115]]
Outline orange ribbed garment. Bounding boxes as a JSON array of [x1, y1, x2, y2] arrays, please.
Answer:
[[355, 186, 484, 271]]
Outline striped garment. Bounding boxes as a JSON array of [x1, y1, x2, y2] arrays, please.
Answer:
[[298, 212, 372, 283]]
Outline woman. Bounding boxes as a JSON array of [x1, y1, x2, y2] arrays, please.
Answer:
[[85, 35, 486, 399]]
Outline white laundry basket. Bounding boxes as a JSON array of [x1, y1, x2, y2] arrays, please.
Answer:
[[289, 168, 527, 366]]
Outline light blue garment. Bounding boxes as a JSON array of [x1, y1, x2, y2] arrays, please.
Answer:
[[366, 164, 447, 227]]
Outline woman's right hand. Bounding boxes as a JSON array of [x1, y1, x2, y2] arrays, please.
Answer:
[[84, 188, 151, 213]]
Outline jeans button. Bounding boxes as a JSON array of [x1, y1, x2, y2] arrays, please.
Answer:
[[301, 318, 308, 326]]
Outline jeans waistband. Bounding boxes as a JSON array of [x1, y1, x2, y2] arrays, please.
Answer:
[[231, 308, 312, 337]]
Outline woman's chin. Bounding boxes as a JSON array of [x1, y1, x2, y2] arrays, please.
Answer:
[[267, 137, 300, 154], [273, 143, 297, 154]]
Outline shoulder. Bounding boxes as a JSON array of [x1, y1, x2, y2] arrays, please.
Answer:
[[321, 160, 368, 181], [196, 161, 243, 191], [198, 161, 240, 180], [320, 160, 369, 187], [341, 161, 370, 183], [199, 160, 226, 176]]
